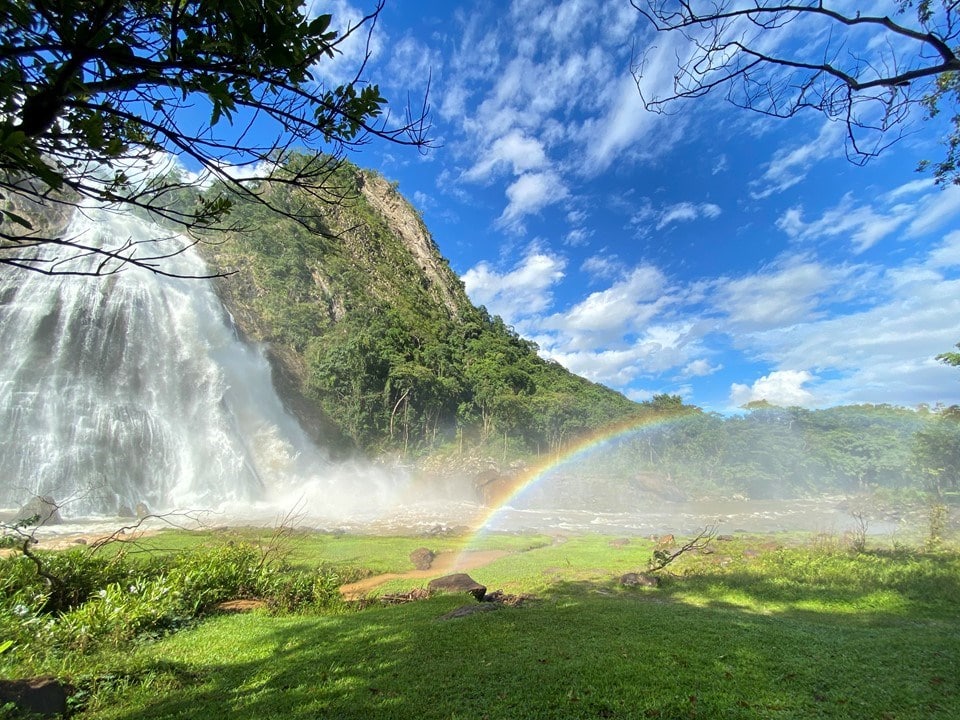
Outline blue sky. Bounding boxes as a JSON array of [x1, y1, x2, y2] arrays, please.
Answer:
[[307, 0, 960, 412]]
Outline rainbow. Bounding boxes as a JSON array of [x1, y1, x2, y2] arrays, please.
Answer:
[[462, 412, 699, 542]]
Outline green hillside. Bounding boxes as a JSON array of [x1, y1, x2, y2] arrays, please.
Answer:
[[197, 160, 650, 460]]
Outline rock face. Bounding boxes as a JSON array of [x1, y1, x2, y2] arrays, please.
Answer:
[[0, 677, 69, 716], [427, 573, 487, 601], [409, 547, 435, 570]]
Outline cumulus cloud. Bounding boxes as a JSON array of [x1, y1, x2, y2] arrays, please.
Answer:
[[730, 370, 816, 408], [681, 359, 722, 378], [463, 131, 549, 182], [461, 246, 566, 325], [544, 266, 669, 345], [496, 171, 569, 231]]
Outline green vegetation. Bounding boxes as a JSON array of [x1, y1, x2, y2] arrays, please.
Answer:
[[197, 162, 650, 459], [1, 529, 957, 719], [590, 403, 960, 500]]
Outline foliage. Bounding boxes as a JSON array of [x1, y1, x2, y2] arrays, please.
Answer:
[[0, 0, 428, 275], [198, 163, 645, 459], [0, 540, 345, 665], [633, 1, 960, 183], [937, 342, 960, 367], [589, 403, 955, 499]]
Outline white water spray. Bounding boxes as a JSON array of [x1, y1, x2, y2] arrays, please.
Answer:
[[0, 207, 409, 520]]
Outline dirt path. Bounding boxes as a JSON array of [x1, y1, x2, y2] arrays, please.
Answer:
[[339, 549, 510, 600]]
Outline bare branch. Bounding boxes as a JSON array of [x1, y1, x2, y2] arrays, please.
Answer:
[[631, 1, 960, 172]]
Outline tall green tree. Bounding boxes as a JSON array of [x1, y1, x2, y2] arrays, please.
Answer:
[[0, 0, 429, 276]]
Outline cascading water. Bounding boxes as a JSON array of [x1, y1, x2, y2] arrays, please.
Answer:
[[0, 206, 408, 520]]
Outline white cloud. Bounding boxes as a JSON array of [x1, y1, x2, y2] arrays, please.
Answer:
[[461, 246, 566, 324], [307, 0, 385, 86], [463, 131, 549, 182], [905, 185, 960, 237], [631, 199, 723, 235], [581, 254, 622, 281], [750, 121, 844, 199], [682, 359, 722, 378], [715, 259, 848, 330], [656, 202, 722, 230], [730, 370, 816, 408], [776, 194, 911, 253], [545, 266, 669, 345], [496, 171, 569, 231], [929, 231, 960, 268]]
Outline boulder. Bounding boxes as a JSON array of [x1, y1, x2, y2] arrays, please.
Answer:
[[619, 572, 661, 588], [17, 496, 62, 525], [409, 547, 435, 570], [0, 677, 69, 716], [609, 537, 631, 549], [427, 573, 487, 601]]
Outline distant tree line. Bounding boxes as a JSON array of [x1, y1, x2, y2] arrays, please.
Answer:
[[590, 403, 960, 500]]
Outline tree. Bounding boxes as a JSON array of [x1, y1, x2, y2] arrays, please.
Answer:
[[0, 0, 429, 277], [938, 342, 960, 367], [631, 1, 960, 182]]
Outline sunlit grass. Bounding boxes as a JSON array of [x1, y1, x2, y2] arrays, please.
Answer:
[[4, 529, 958, 719]]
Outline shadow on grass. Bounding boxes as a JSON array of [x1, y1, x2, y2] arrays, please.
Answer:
[[86, 567, 959, 720]]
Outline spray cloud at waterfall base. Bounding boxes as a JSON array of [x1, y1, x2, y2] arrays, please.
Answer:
[[0, 207, 425, 525]]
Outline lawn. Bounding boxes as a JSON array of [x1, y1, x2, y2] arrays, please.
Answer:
[[3, 529, 958, 719]]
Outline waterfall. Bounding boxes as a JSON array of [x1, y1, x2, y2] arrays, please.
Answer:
[[0, 206, 402, 519]]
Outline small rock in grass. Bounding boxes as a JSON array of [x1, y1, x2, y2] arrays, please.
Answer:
[[427, 573, 487, 601], [619, 572, 660, 588], [409, 547, 435, 570]]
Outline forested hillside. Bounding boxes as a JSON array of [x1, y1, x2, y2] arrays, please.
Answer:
[[197, 160, 648, 459]]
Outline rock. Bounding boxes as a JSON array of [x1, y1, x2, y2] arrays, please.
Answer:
[[609, 537, 631, 548], [17, 496, 62, 525], [0, 677, 69, 716], [619, 572, 661, 588], [409, 547, 435, 570], [117, 503, 136, 518], [427, 573, 487, 601], [716, 534, 735, 542], [134, 502, 150, 519]]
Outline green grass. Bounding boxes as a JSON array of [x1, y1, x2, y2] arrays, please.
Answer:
[[4, 530, 959, 719]]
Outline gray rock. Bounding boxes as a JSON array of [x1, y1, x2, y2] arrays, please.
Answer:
[[17, 496, 62, 525], [427, 573, 487, 601]]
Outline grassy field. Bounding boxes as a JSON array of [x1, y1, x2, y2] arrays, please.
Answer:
[[3, 529, 959, 719]]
